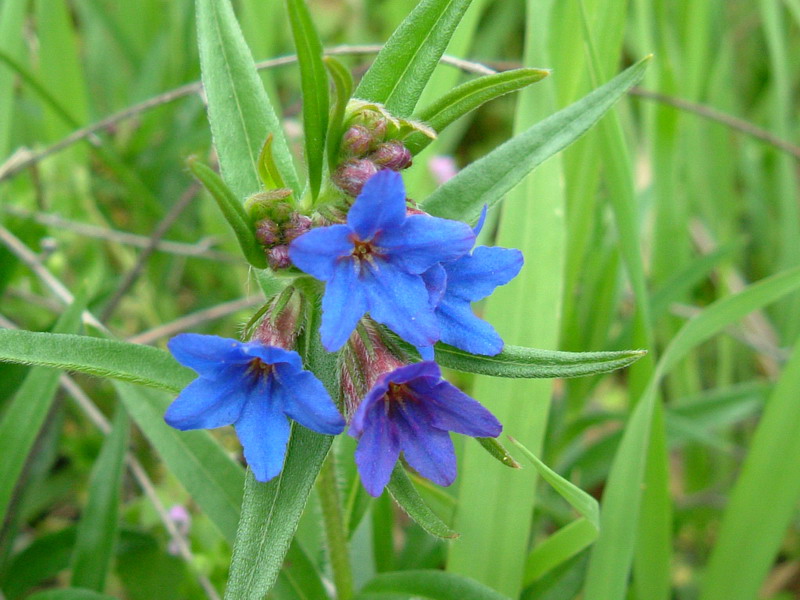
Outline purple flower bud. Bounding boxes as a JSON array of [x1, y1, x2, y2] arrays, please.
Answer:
[[283, 213, 312, 243], [267, 245, 291, 270], [252, 287, 305, 349], [255, 219, 281, 246], [332, 159, 378, 196], [341, 125, 373, 157], [369, 141, 412, 171]]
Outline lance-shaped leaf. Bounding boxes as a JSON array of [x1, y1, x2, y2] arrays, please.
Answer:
[[325, 56, 354, 171], [405, 68, 550, 154], [188, 157, 267, 269], [386, 464, 458, 539], [358, 570, 510, 600], [476, 437, 522, 469], [423, 56, 651, 224], [355, 0, 473, 117], [0, 330, 194, 393], [434, 343, 646, 379], [196, 0, 299, 198], [224, 300, 338, 599], [284, 0, 328, 199]]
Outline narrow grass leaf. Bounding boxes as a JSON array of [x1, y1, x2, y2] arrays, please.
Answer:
[[422, 56, 651, 224], [0, 301, 84, 529], [584, 265, 800, 600], [0, 0, 28, 158], [699, 335, 800, 600], [196, 0, 299, 198], [525, 518, 598, 585], [405, 68, 550, 154], [434, 344, 645, 379], [284, 0, 328, 199], [475, 437, 521, 469], [0, 331, 194, 393], [357, 570, 511, 600], [187, 157, 268, 268], [26, 590, 118, 600], [386, 465, 458, 540], [114, 383, 243, 543], [70, 407, 129, 591], [354, 0, 473, 117]]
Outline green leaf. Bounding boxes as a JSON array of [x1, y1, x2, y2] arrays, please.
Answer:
[[195, 0, 298, 198], [508, 438, 600, 585], [113, 383, 243, 543], [583, 265, 800, 600], [422, 56, 652, 224], [0, 331, 194, 393], [284, 0, 328, 199], [386, 465, 458, 540], [224, 300, 337, 599], [354, 0, 473, 117], [699, 335, 800, 600], [26, 590, 118, 600], [0, 300, 84, 530], [70, 407, 129, 591], [0, 0, 28, 158], [475, 437, 521, 469], [434, 344, 646, 379], [357, 570, 511, 600], [324, 56, 355, 171], [405, 68, 550, 154], [187, 157, 267, 269]]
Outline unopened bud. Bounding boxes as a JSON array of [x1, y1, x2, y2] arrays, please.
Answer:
[[341, 125, 373, 157], [252, 287, 305, 349], [267, 245, 291, 270], [283, 213, 312, 242], [255, 219, 281, 246], [245, 189, 293, 222], [369, 141, 412, 171], [332, 159, 378, 196]]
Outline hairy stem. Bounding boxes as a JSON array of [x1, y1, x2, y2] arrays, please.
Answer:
[[317, 452, 353, 600]]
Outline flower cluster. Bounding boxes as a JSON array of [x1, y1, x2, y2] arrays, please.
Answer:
[[164, 135, 523, 495]]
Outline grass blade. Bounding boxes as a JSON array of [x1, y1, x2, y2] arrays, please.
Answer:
[[354, 0, 473, 117], [70, 408, 129, 591], [357, 570, 510, 600], [386, 465, 458, 540]]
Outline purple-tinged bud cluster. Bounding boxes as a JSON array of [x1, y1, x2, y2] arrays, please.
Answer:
[[331, 158, 378, 197], [370, 141, 412, 171], [254, 211, 312, 270]]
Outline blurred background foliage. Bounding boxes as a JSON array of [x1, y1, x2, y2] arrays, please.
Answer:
[[1, 0, 799, 599]]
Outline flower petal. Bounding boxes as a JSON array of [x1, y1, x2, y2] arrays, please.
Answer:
[[380, 214, 474, 274], [444, 246, 523, 302], [435, 296, 504, 356], [353, 406, 401, 497], [234, 379, 291, 482], [347, 170, 407, 240], [396, 417, 456, 488], [167, 334, 249, 377], [419, 378, 502, 438], [243, 344, 303, 371], [421, 263, 447, 308], [164, 368, 249, 430], [277, 366, 345, 435], [473, 205, 488, 236], [364, 263, 439, 348], [320, 260, 369, 351], [289, 224, 353, 281]]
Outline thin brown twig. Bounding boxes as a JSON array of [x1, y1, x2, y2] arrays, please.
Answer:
[[100, 183, 200, 322], [2, 205, 237, 261], [128, 295, 264, 345]]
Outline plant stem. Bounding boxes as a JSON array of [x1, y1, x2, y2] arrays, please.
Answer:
[[317, 452, 353, 600]]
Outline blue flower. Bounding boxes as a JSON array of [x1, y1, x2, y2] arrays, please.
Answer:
[[348, 361, 502, 497], [289, 170, 474, 353], [422, 208, 523, 356], [165, 333, 345, 482]]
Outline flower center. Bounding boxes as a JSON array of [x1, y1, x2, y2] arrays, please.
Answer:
[[247, 358, 274, 378], [384, 382, 415, 416], [349, 235, 384, 272]]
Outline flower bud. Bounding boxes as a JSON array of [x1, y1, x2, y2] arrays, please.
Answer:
[[255, 219, 281, 246], [267, 245, 291, 270], [252, 287, 305, 349], [332, 159, 378, 197], [341, 125, 373, 157], [282, 213, 312, 242], [245, 189, 293, 223], [369, 141, 412, 171]]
